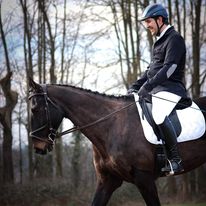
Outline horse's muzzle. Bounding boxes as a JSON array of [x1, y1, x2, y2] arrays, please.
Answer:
[[33, 139, 54, 155], [35, 147, 47, 155]]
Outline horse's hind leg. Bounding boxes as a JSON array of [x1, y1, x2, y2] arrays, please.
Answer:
[[134, 169, 161, 206], [91, 174, 122, 206]]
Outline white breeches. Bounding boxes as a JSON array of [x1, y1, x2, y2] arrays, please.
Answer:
[[152, 91, 181, 125]]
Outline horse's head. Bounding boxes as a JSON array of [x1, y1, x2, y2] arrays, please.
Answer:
[[28, 78, 64, 155]]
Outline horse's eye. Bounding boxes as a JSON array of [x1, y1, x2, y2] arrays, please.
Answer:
[[31, 105, 39, 113]]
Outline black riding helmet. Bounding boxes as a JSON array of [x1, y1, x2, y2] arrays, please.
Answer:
[[139, 4, 169, 36]]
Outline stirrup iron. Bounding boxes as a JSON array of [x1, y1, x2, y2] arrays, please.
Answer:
[[163, 159, 174, 176]]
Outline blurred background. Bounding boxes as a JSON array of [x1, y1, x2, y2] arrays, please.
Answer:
[[0, 0, 206, 205]]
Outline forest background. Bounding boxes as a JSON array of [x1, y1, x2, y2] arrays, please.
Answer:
[[0, 0, 206, 205]]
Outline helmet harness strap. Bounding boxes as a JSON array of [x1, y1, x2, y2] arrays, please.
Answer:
[[154, 17, 165, 36]]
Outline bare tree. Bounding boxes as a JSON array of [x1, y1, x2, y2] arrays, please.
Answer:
[[37, 0, 56, 83], [190, 0, 202, 98], [0, 3, 18, 184], [109, 0, 146, 89], [19, 0, 34, 180]]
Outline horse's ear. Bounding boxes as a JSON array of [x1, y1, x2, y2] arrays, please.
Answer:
[[29, 77, 42, 92]]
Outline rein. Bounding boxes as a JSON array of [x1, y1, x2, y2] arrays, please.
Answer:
[[57, 101, 135, 137]]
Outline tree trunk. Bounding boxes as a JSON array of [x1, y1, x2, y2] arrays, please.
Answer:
[[180, 174, 190, 202], [20, 0, 34, 180], [175, 0, 181, 34], [190, 0, 202, 98], [60, 0, 67, 84], [71, 132, 82, 192], [0, 73, 18, 184], [55, 138, 63, 177], [167, 176, 176, 197], [18, 99, 23, 184], [110, 0, 144, 89], [0, 4, 18, 184], [0, 129, 2, 184], [37, 0, 56, 84], [167, 0, 172, 25]]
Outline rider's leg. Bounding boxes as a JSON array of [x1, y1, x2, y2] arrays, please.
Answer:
[[158, 116, 184, 175], [152, 92, 184, 175]]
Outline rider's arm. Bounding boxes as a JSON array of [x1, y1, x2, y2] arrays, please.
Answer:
[[145, 34, 186, 89], [128, 69, 148, 92]]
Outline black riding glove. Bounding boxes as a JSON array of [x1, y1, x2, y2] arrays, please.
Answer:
[[127, 88, 138, 95], [138, 83, 153, 100]]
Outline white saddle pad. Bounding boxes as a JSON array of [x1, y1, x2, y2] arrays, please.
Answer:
[[134, 94, 206, 145]]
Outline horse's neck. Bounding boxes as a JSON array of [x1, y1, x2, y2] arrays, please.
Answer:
[[49, 85, 122, 155], [60, 87, 114, 124]]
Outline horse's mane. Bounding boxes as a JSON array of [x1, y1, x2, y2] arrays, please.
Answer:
[[50, 84, 133, 102]]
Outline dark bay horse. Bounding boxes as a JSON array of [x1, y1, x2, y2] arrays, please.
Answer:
[[28, 79, 206, 206]]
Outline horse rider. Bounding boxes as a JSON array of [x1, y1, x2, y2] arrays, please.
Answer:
[[128, 4, 192, 175]]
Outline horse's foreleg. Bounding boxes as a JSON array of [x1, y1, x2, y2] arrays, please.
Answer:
[[134, 169, 161, 206], [91, 174, 122, 206]]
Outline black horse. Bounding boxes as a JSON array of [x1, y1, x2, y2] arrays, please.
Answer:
[[29, 78, 206, 206]]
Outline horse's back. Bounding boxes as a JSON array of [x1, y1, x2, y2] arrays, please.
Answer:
[[194, 96, 206, 120]]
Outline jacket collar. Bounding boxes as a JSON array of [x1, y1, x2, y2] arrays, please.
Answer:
[[156, 25, 172, 42]]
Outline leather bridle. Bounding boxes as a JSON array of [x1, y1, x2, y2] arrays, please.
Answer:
[[29, 84, 62, 149]]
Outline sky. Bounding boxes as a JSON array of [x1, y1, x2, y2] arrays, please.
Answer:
[[0, 0, 131, 148]]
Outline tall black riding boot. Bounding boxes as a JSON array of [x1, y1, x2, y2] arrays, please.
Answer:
[[158, 116, 184, 175]]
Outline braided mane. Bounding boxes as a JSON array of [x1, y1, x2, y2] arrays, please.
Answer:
[[50, 84, 133, 101]]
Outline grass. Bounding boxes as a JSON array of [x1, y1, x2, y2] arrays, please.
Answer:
[[163, 204, 206, 206], [1, 181, 206, 206]]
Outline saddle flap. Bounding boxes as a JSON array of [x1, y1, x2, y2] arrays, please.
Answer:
[[134, 94, 206, 145], [139, 99, 181, 140]]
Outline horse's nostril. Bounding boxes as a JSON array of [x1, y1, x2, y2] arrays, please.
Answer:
[[47, 144, 54, 152], [35, 148, 47, 155]]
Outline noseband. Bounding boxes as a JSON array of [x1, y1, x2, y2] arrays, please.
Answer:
[[29, 84, 61, 148]]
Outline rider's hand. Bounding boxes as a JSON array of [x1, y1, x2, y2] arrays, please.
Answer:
[[127, 88, 138, 95], [138, 83, 152, 99]]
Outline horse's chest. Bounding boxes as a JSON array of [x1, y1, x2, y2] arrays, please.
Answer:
[[105, 156, 120, 170], [95, 155, 118, 170], [95, 155, 131, 179]]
